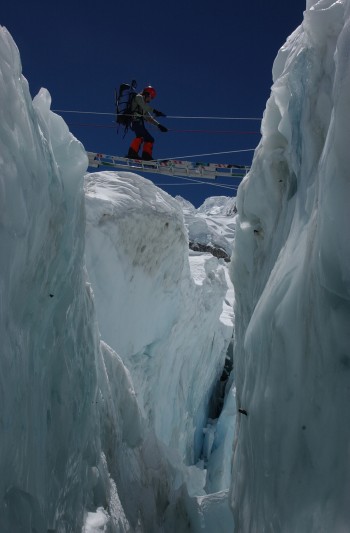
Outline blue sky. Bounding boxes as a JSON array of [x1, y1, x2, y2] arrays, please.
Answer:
[[3, 0, 306, 207]]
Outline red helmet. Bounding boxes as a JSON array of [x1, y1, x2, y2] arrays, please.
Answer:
[[143, 86, 157, 99]]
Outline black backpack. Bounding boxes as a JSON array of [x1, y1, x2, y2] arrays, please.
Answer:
[[115, 80, 137, 135]]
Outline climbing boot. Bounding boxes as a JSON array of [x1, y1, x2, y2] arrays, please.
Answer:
[[126, 148, 140, 159], [142, 141, 154, 161], [141, 152, 154, 161]]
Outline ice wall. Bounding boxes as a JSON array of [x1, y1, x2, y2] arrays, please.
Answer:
[[0, 24, 236, 531], [231, 1, 350, 531], [0, 26, 180, 533], [84, 172, 233, 472], [0, 25, 100, 531]]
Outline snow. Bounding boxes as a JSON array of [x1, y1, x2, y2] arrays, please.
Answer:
[[84, 507, 110, 532], [2, 0, 350, 530]]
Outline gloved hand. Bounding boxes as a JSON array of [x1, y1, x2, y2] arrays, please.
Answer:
[[158, 124, 168, 132], [153, 109, 166, 117]]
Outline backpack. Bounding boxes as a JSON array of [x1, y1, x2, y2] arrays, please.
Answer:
[[115, 80, 137, 135]]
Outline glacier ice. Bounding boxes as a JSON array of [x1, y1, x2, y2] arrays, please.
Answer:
[[177, 195, 237, 259], [0, 24, 235, 532], [231, 0, 350, 531], [0, 24, 98, 532], [84, 171, 234, 480], [2, 0, 350, 529]]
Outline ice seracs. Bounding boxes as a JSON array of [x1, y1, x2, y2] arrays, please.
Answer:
[[3, 0, 350, 528], [84, 171, 236, 529], [84, 171, 234, 469], [231, 0, 350, 531], [0, 21, 236, 526], [176, 195, 237, 261], [0, 24, 98, 532]]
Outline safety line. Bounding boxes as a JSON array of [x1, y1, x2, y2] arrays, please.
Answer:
[[169, 129, 259, 135], [157, 182, 239, 189], [157, 148, 255, 161], [168, 116, 261, 121], [54, 110, 114, 116], [155, 174, 240, 191], [53, 109, 262, 121]]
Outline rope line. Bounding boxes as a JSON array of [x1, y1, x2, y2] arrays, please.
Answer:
[[54, 110, 114, 116], [155, 174, 240, 190], [55, 109, 254, 182], [165, 116, 261, 121], [158, 148, 255, 161], [169, 129, 259, 135], [158, 182, 239, 189], [53, 109, 262, 121]]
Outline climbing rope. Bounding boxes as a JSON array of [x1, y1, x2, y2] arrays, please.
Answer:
[[53, 109, 262, 121], [156, 175, 240, 190], [158, 148, 255, 161], [55, 108, 255, 179]]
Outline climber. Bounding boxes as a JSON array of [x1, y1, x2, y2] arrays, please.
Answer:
[[126, 86, 168, 160]]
